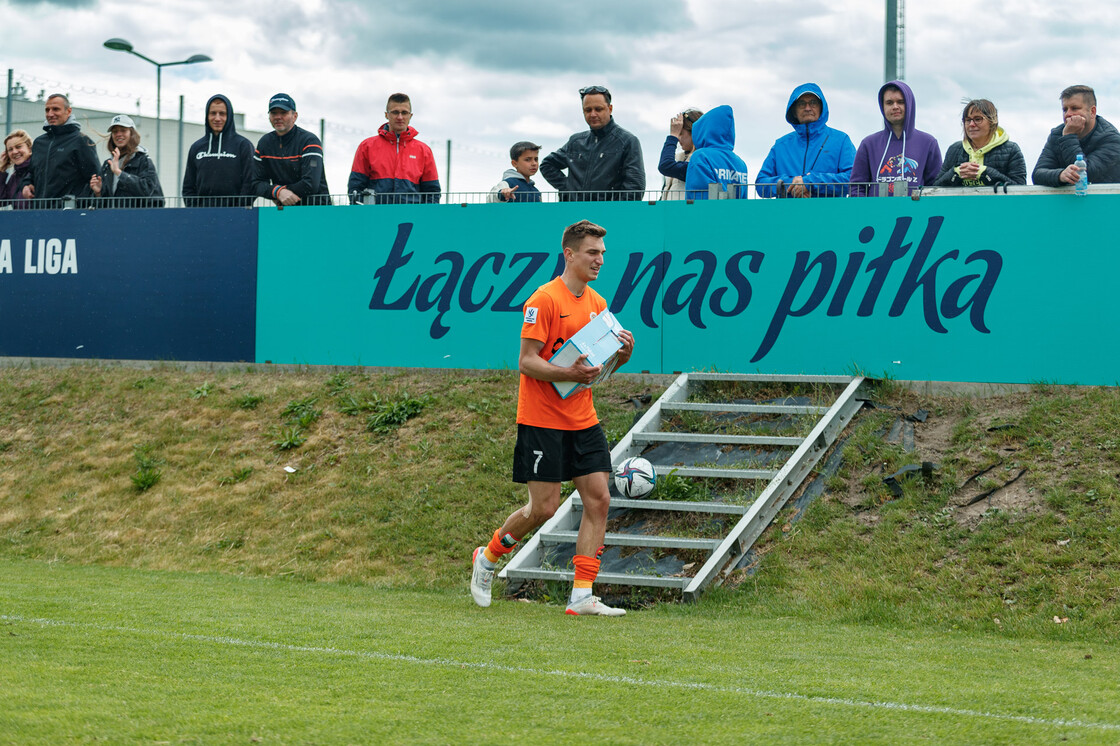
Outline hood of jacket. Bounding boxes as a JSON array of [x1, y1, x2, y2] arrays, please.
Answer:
[[202, 94, 241, 155], [963, 126, 1010, 159], [501, 167, 534, 186], [785, 83, 830, 139], [204, 94, 240, 137], [378, 123, 418, 145], [44, 115, 81, 137], [692, 105, 736, 151], [878, 79, 917, 136]]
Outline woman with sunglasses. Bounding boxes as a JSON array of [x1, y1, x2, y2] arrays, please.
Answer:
[[934, 99, 1026, 187], [659, 107, 703, 199]]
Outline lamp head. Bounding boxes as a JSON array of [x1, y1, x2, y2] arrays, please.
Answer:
[[103, 38, 133, 52], [185, 54, 212, 64]]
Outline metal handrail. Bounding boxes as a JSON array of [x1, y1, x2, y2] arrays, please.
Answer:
[[1, 183, 1109, 211]]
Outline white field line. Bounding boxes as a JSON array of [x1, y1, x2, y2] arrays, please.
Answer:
[[3, 613, 1118, 733]]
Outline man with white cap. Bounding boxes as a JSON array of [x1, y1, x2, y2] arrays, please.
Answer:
[[87, 113, 164, 207], [21, 93, 100, 205]]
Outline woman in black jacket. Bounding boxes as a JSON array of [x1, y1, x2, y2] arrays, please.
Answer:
[[88, 114, 164, 207], [935, 99, 1026, 187]]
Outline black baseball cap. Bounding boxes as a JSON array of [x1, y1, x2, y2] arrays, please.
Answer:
[[268, 93, 296, 112]]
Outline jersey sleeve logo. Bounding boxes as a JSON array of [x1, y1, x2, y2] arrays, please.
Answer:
[[524, 307, 539, 324]]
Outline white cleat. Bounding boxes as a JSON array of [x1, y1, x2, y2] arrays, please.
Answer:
[[470, 546, 494, 607], [565, 595, 626, 617]]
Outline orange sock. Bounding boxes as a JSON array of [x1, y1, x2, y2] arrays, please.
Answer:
[[572, 554, 600, 590], [483, 528, 519, 564]]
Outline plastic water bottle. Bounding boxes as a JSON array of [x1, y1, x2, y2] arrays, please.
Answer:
[[1075, 153, 1089, 196]]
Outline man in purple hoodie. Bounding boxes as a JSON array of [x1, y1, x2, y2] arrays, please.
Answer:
[[850, 80, 941, 197]]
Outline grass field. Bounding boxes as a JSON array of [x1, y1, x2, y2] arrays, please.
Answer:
[[3, 559, 1119, 745], [2, 364, 1120, 743]]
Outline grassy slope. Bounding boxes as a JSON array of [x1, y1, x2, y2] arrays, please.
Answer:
[[0, 364, 1118, 642], [0, 365, 658, 587]]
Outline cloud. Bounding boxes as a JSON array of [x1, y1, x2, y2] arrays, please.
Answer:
[[10, 0, 94, 5], [323, 0, 690, 73]]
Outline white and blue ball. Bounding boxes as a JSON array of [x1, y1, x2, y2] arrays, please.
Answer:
[[614, 457, 656, 498]]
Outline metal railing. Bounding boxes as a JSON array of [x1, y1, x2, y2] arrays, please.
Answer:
[[1, 183, 1110, 210]]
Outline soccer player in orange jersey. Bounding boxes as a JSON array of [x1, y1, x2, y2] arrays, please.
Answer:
[[470, 219, 635, 615]]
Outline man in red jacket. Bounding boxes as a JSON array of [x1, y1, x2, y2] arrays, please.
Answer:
[[348, 93, 441, 204]]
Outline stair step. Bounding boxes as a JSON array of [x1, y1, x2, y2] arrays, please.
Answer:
[[633, 432, 804, 447], [540, 530, 721, 551], [502, 567, 689, 590], [661, 402, 829, 415], [687, 373, 854, 384], [651, 465, 777, 480], [574, 495, 748, 514]]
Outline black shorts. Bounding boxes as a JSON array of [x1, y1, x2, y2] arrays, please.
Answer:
[[512, 423, 611, 483]]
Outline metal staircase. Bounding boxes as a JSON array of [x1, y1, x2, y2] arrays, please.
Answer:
[[500, 373, 868, 601]]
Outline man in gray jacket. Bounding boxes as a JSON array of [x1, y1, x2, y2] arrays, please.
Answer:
[[540, 86, 645, 201], [1032, 85, 1120, 186]]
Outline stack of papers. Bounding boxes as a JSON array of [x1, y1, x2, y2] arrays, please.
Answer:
[[549, 310, 625, 399]]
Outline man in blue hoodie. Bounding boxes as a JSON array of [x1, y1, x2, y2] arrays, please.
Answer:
[[684, 105, 749, 200], [756, 84, 855, 198], [850, 81, 941, 197], [182, 94, 255, 207]]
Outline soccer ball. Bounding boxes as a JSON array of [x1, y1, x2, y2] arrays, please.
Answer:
[[614, 457, 656, 498]]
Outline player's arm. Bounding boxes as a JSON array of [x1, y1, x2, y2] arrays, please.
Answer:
[[519, 337, 602, 384]]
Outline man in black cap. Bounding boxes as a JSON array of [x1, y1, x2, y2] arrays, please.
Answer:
[[251, 92, 330, 206]]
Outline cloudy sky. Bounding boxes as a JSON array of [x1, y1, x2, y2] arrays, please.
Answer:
[[4, 0, 1118, 198]]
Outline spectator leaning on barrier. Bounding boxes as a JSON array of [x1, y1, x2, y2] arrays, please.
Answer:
[[1, 129, 33, 207], [658, 107, 702, 200], [252, 93, 330, 207], [1031, 85, 1120, 187], [20, 93, 100, 205], [684, 105, 749, 200], [487, 141, 542, 203], [756, 83, 855, 198], [182, 94, 255, 207], [935, 99, 1026, 188], [850, 80, 941, 197], [348, 93, 440, 205], [540, 85, 645, 201], [86, 114, 164, 208]]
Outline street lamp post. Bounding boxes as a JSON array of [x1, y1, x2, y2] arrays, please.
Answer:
[[103, 38, 211, 172]]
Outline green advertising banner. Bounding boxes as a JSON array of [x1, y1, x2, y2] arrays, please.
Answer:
[[257, 194, 1113, 384]]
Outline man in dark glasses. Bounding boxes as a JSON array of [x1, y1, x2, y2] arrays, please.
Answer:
[[540, 86, 645, 201]]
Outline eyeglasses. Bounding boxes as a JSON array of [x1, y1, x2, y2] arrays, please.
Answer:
[[796, 98, 821, 108], [964, 116, 988, 124], [387, 109, 412, 117]]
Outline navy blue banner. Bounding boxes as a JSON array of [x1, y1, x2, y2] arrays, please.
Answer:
[[0, 208, 257, 362]]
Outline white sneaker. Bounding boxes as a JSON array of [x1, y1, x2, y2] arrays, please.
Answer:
[[565, 595, 626, 617], [470, 546, 494, 607]]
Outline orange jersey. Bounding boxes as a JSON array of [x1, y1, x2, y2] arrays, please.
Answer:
[[516, 276, 607, 430]]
